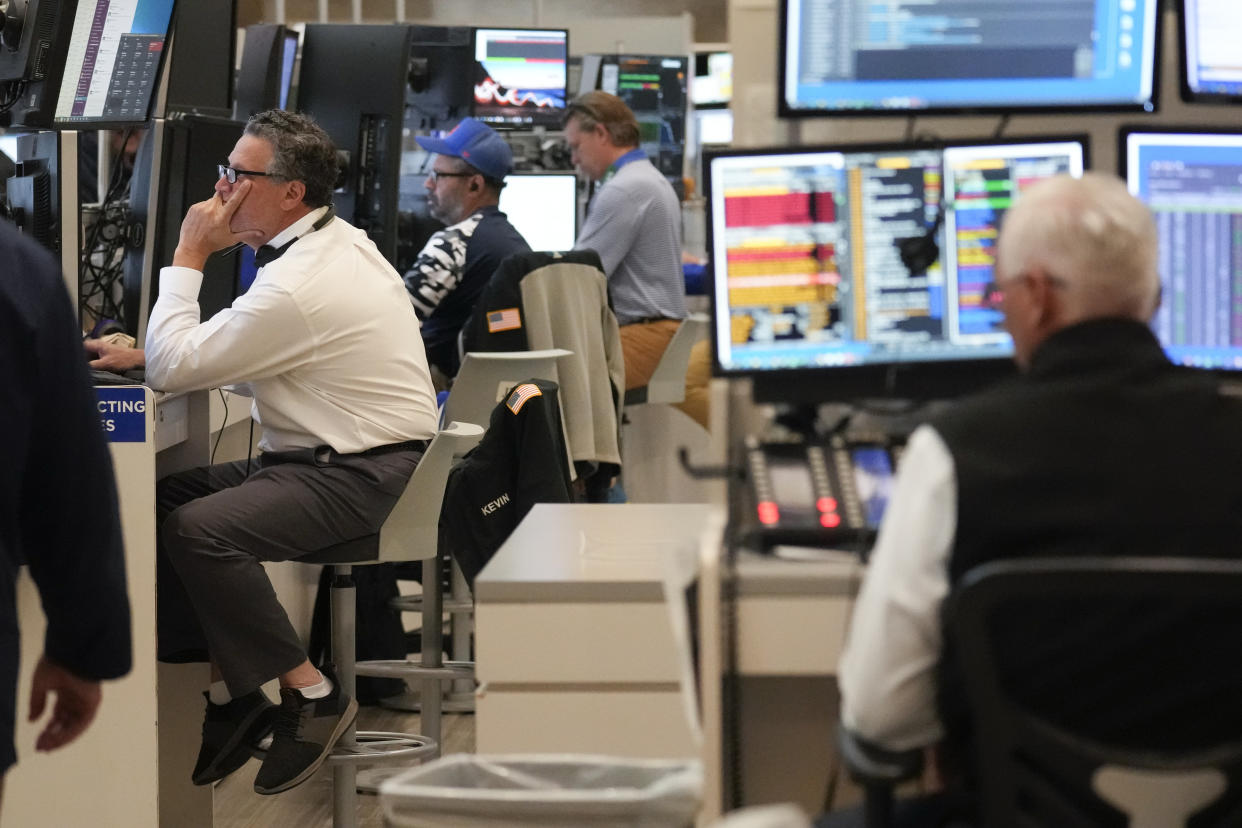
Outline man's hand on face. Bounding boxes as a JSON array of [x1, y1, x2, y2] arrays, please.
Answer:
[[172, 180, 266, 270]]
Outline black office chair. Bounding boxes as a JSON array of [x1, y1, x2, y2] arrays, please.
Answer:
[[837, 556, 1242, 828]]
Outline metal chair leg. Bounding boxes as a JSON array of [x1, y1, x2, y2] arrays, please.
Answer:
[[331, 566, 359, 828]]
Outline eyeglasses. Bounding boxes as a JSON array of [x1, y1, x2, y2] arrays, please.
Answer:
[[981, 280, 1007, 310], [217, 164, 272, 184], [427, 169, 475, 183], [981, 273, 1067, 310]]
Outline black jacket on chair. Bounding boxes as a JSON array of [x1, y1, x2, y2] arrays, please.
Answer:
[[440, 378, 575, 586]]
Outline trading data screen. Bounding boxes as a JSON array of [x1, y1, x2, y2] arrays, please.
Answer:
[[942, 142, 1084, 342], [472, 28, 567, 127], [1125, 131, 1242, 370], [54, 0, 177, 126], [600, 55, 688, 186], [708, 139, 1085, 374], [1182, 0, 1242, 101], [782, 0, 1158, 114]]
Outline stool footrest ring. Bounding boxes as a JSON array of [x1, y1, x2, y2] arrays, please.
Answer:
[[356, 659, 474, 681], [326, 730, 438, 766]]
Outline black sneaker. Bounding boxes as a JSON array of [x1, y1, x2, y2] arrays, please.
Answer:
[[191, 690, 276, 786], [252, 668, 358, 795]]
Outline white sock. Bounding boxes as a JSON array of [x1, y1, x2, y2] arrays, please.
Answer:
[[256, 732, 273, 751], [208, 681, 231, 705], [297, 671, 333, 700]]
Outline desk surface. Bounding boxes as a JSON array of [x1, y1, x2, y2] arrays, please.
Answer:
[[475, 503, 712, 603]]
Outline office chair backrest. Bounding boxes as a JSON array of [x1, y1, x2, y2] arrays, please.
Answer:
[[376, 420, 483, 563], [624, 312, 709, 406], [443, 349, 571, 431], [948, 556, 1242, 828]]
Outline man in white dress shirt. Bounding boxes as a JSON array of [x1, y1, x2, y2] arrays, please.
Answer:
[[144, 111, 438, 796]]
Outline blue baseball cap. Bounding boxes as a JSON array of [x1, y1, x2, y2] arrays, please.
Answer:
[[415, 118, 513, 180]]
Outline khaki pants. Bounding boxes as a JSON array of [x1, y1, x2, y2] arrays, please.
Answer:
[[619, 319, 681, 390], [620, 320, 712, 430]]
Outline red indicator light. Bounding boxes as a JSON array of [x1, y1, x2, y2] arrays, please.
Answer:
[[817, 496, 838, 513], [821, 512, 842, 528], [757, 501, 780, 525]]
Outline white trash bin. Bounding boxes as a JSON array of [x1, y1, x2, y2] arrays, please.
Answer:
[[379, 754, 703, 828]]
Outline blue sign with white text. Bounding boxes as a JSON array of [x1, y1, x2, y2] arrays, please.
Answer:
[[95, 387, 147, 442]]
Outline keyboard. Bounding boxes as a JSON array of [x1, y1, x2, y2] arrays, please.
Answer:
[[90, 368, 144, 386]]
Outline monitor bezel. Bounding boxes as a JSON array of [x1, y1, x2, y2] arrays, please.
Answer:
[[1177, 0, 1242, 105], [50, 0, 178, 130], [1117, 123, 1242, 181], [704, 133, 1092, 403], [469, 26, 569, 130], [776, 0, 1163, 119]]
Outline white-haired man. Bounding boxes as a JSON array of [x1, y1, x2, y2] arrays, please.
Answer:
[[826, 172, 1242, 826]]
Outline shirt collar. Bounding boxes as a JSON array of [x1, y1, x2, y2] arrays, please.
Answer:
[[265, 205, 330, 250], [600, 148, 648, 185]]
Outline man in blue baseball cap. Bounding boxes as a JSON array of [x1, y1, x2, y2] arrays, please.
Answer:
[[404, 117, 530, 385]]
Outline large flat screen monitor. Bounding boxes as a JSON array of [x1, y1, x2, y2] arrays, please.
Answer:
[[498, 172, 577, 252], [1121, 127, 1242, 371], [1179, 0, 1242, 103], [779, 0, 1160, 116], [705, 136, 1087, 402], [471, 28, 567, 128], [54, 0, 177, 127]]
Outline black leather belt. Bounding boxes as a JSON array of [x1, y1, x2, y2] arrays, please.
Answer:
[[358, 438, 431, 457]]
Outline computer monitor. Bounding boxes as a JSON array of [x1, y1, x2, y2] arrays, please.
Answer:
[[498, 172, 577, 252], [278, 30, 298, 109], [5, 131, 59, 253], [53, 0, 177, 128], [705, 136, 1087, 403], [696, 109, 733, 147], [233, 24, 300, 119], [1179, 0, 1242, 103], [163, 0, 235, 118], [0, 0, 76, 129], [300, 24, 413, 265], [596, 55, 688, 191], [779, 0, 1160, 116], [471, 28, 568, 128], [1121, 126, 1242, 372], [692, 51, 732, 107]]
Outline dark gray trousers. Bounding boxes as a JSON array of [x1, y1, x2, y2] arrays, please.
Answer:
[[156, 443, 424, 696]]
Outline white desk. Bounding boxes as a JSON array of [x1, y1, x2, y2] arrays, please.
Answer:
[[470, 504, 861, 823], [474, 503, 718, 760]]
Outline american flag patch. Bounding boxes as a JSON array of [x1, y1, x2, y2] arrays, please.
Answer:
[[506, 383, 543, 414], [487, 307, 522, 333]]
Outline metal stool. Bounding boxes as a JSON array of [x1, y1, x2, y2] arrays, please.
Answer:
[[295, 421, 483, 827]]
